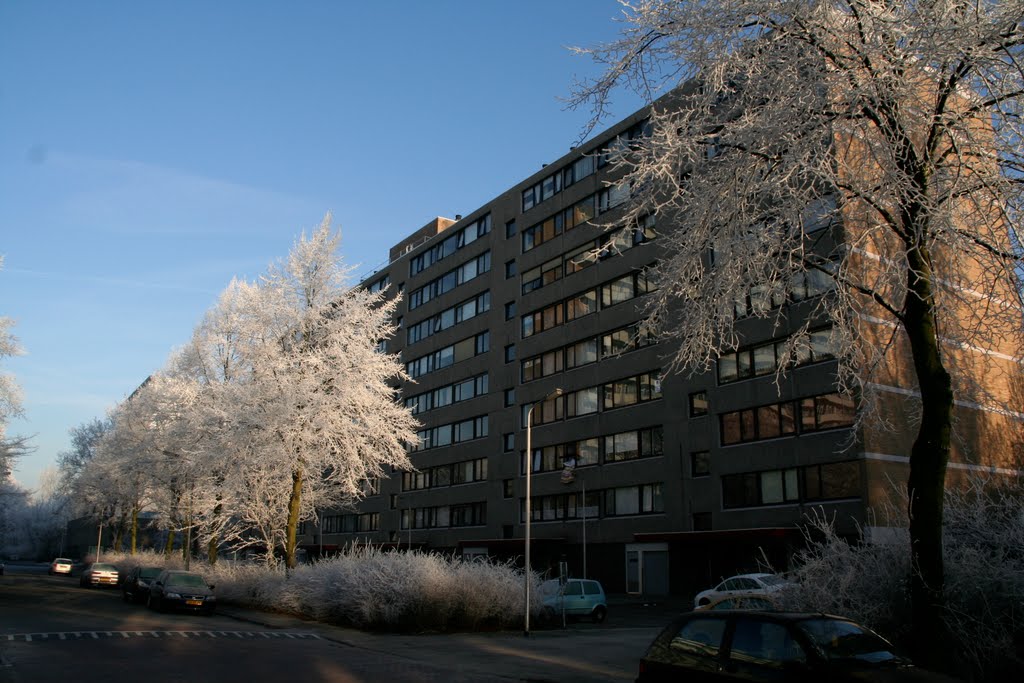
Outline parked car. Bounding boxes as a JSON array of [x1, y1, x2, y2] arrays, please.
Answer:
[[79, 562, 119, 588], [539, 578, 607, 623], [636, 610, 960, 682], [121, 565, 164, 604], [147, 570, 217, 615], [49, 558, 75, 576], [693, 572, 791, 608]]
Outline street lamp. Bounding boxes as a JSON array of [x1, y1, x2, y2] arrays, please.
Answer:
[[524, 387, 563, 638]]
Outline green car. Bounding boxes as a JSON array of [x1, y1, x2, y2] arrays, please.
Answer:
[[540, 578, 608, 623]]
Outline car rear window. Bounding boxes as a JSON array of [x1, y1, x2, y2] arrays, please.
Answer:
[[168, 574, 208, 588], [140, 568, 163, 578], [92, 563, 116, 571]]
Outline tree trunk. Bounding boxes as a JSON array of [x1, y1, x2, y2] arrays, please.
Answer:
[[285, 466, 303, 570], [130, 505, 138, 555], [163, 528, 176, 559], [902, 243, 954, 666], [207, 501, 222, 565]]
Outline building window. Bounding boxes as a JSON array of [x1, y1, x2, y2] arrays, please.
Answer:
[[717, 328, 836, 384], [719, 392, 854, 446], [390, 494, 398, 510], [505, 344, 516, 363], [604, 427, 663, 463], [409, 214, 491, 276], [689, 391, 709, 417], [505, 301, 516, 320], [604, 483, 663, 517], [692, 512, 712, 531], [503, 432, 515, 452], [691, 450, 710, 477], [503, 479, 514, 498], [505, 259, 517, 278], [505, 219, 517, 238], [504, 388, 515, 407]]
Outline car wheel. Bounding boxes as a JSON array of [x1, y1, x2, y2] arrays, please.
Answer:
[[591, 606, 607, 624], [697, 597, 710, 607], [122, 590, 130, 603]]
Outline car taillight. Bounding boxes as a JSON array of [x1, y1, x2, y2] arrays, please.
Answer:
[[638, 660, 646, 675]]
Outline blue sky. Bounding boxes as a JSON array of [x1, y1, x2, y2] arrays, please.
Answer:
[[0, 1, 645, 492]]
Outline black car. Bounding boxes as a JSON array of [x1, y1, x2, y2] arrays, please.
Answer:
[[147, 570, 217, 615], [121, 565, 164, 604], [637, 610, 960, 682]]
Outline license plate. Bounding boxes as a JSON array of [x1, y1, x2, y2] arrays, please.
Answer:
[[185, 599, 203, 606]]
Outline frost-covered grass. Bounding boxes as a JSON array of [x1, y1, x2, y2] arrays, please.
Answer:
[[102, 546, 536, 633], [777, 479, 1024, 681]]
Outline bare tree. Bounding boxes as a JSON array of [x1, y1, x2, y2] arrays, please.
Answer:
[[570, 0, 1024, 662]]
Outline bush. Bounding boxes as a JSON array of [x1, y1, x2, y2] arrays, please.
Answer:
[[107, 545, 538, 633], [779, 478, 1024, 682]]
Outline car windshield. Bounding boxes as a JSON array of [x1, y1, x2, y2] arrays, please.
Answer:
[[92, 563, 116, 571], [797, 618, 900, 664], [759, 575, 787, 587], [54, 559, 71, 564], [167, 574, 208, 588]]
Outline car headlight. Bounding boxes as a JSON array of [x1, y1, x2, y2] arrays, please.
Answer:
[[207, 595, 217, 601], [165, 592, 182, 599]]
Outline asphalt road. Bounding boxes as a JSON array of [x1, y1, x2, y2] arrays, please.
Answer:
[[1, 563, 670, 683]]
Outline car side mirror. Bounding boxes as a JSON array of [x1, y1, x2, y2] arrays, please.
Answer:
[[208, 584, 215, 590]]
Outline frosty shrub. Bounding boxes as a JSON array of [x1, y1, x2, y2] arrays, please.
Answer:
[[780, 478, 1024, 681], [203, 546, 536, 632]]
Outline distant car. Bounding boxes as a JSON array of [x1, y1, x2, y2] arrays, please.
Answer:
[[79, 562, 119, 588], [147, 570, 217, 615], [539, 578, 608, 623], [693, 572, 791, 608], [49, 558, 75, 576], [696, 592, 781, 611], [636, 610, 961, 682], [121, 565, 165, 604]]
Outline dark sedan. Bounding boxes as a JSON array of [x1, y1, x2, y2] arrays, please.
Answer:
[[121, 565, 164, 604], [637, 610, 960, 682], [147, 570, 217, 615]]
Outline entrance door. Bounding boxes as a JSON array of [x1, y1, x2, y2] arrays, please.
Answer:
[[642, 550, 670, 596]]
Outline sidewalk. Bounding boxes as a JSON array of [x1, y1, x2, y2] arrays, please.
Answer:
[[216, 596, 685, 682]]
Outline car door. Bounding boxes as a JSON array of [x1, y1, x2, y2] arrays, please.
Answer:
[[719, 616, 813, 681], [644, 615, 730, 682], [561, 580, 587, 616]]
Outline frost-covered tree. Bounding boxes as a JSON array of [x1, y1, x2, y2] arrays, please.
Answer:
[[56, 417, 113, 498], [570, 0, 1024, 661], [223, 216, 417, 568]]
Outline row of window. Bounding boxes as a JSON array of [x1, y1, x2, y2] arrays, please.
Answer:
[[402, 457, 487, 491], [731, 266, 835, 319], [521, 184, 630, 254], [721, 460, 860, 509], [411, 415, 489, 452], [404, 373, 488, 416], [409, 214, 491, 276], [406, 290, 490, 345], [521, 215, 656, 296], [521, 154, 597, 212], [523, 482, 663, 522], [527, 370, 662, 426], [718, 328, 835, 384], [405, 331, 489, 379], [408, 251, 491, 311], [401, 502, 486, 529], [320, 512, 380, 534], [522, 269, 652, 339], [523, 426, 664, 474], [719, 392, 856, 446], [521, 321, 657, 383]]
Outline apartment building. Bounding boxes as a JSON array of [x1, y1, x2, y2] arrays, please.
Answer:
[[295, 102, 1022, 597]]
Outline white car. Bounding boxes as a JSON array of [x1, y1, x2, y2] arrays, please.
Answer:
[[693, 572, 791, 608]]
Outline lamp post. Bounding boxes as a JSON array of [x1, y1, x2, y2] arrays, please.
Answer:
[[524, 387, 563, 638]]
